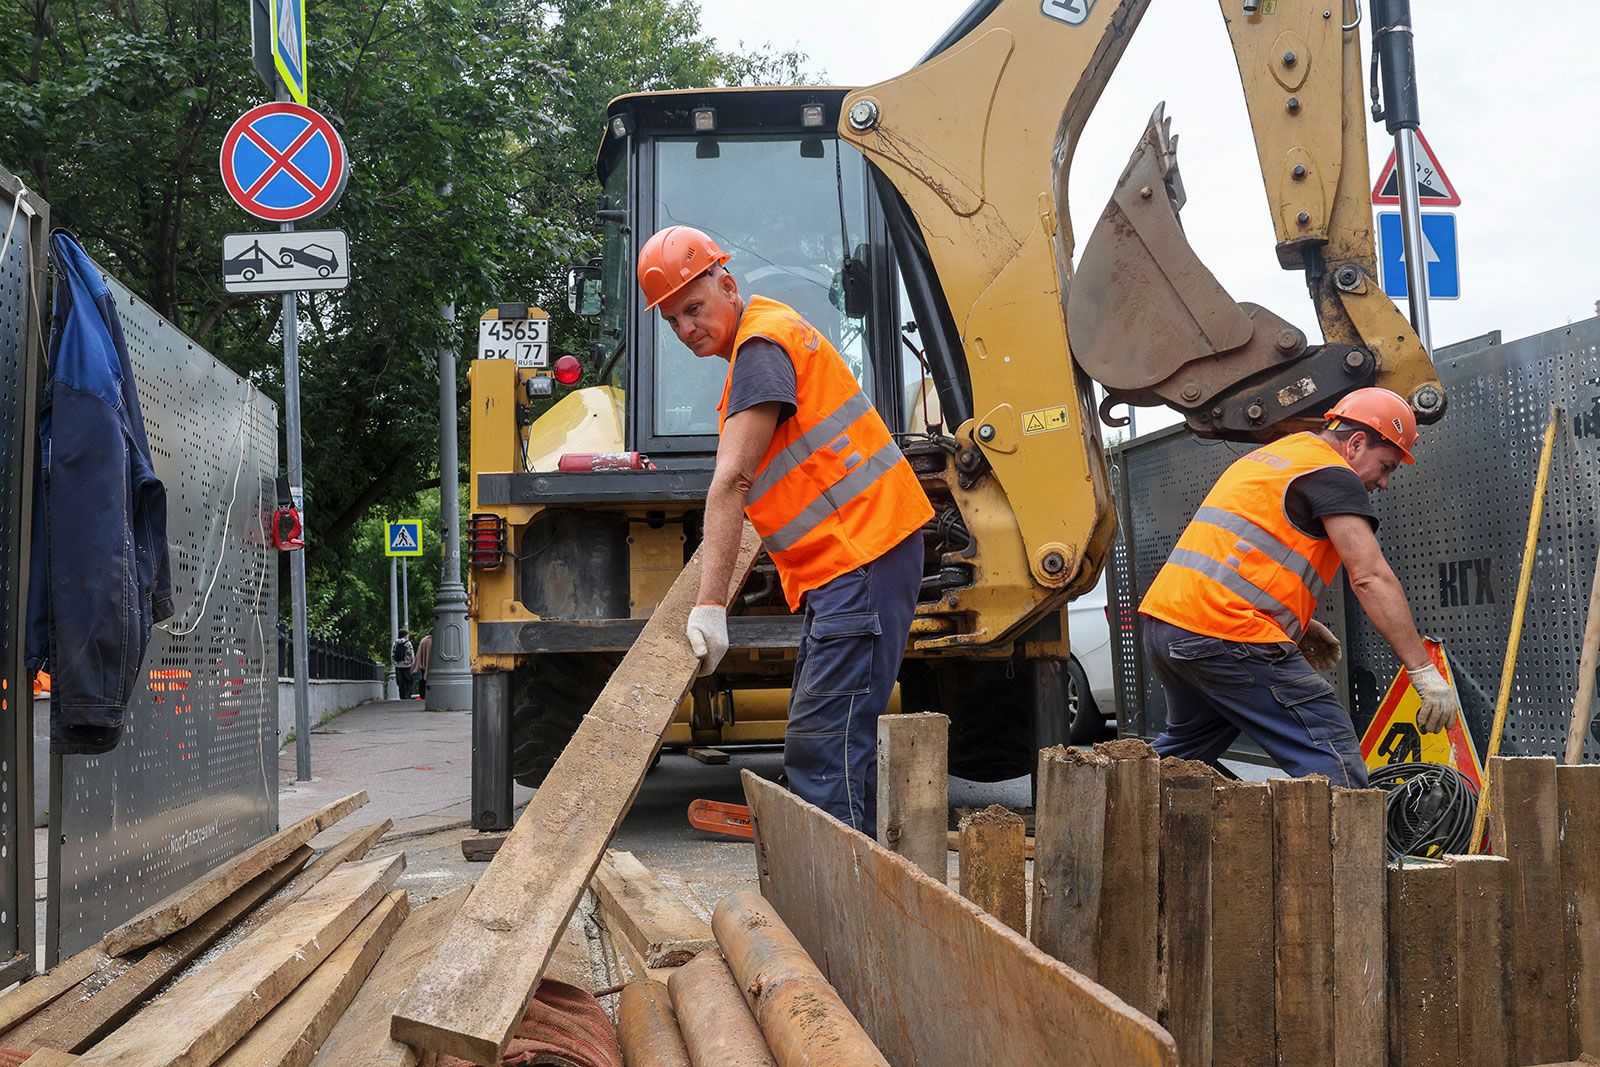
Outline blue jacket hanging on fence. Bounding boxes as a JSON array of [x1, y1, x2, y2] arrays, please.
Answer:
[[25, 232, 172, 755]]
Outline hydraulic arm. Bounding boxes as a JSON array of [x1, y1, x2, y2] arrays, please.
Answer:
[[840, 0, 1443, 645]]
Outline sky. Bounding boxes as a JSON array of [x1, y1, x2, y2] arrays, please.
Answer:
[[696, 1, 1600, 433]]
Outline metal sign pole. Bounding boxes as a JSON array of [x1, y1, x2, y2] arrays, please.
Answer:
[[1371, 0, 1433, 353], [401, 557, 410, 628], [389, 555, 400, 700], [273, 90, 315, 783]]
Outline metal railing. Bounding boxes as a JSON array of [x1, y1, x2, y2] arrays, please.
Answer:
[[277, 625, 382, 681]]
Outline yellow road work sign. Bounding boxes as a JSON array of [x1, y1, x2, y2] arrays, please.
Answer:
[[1359, 638, 1483, 791]]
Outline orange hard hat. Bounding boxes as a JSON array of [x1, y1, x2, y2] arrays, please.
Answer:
[[637, 226, 731, 311], [1324, 387, 1418, 464]]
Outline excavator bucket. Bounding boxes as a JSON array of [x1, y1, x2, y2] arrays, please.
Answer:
[[1066, 105, 1311, 426]]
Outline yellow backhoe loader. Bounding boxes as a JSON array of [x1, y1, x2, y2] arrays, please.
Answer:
[[464, 0, 1443, 829]]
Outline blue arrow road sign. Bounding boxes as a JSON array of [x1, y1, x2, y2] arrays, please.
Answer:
[[1379, 211, 1460, 301], [386, 520, 423, 557]]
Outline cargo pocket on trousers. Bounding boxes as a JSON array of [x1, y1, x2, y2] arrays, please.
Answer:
[[1272, 673, 1348, 742], [1166, 635, 1253, 689], [801, 612, 882, 697]]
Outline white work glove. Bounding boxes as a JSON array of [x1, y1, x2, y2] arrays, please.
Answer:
[[686, 604, 729, 678], [1302, 619, 1342, 672], [1407, 662, 1459, 735]]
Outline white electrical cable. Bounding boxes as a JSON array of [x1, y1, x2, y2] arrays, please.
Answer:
[[0, 180, 26, 269], [157, 379, 257, 637]]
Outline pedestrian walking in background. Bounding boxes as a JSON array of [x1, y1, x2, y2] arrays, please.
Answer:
[[392, 628, 416, 701], [415, 632, 432, 701]]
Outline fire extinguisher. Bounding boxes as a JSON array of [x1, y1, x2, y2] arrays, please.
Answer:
[[271, 476, 305, 551], [556, 452, 657, 471]]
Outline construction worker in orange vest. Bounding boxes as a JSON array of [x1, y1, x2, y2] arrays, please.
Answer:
[[638, 225, 933, 834], [1139, 388, 1460, 786]]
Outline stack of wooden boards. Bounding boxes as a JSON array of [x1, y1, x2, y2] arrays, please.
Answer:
[[902, 737, 1600, 1067], [0, 790, 411, 1066]]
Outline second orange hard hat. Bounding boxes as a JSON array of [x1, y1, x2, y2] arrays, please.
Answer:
[[637, 225, 731, 311]]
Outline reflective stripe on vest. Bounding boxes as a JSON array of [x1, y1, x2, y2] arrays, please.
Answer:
[[747, 390, 876, 506], [1138, 432, 1356, 644], [719, 296, 933, 610]]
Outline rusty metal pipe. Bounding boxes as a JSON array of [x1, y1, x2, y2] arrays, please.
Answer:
[[616, 980, 691, 1067], [667, 949, 777, 1066], [712, 892, 889, 1067]]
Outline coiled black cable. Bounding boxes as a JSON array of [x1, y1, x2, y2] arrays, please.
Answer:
[[1367, 762, 1479, 861]]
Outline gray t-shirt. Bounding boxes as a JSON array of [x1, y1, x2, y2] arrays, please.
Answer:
[[724, 338, 797, 424]]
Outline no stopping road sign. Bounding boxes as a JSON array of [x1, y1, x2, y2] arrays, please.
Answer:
[[220, 102, 348, 223]]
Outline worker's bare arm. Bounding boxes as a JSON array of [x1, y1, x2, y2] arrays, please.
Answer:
[[697, 402, 782, 605], [1324, 513, 1429, 668]]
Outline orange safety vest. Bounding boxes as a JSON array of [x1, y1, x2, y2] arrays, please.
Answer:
[[1140, 432, 1356, 644], [718, 296, 933, 610]]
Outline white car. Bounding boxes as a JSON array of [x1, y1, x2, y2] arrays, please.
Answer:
[[1065, 572, 1118, 743]]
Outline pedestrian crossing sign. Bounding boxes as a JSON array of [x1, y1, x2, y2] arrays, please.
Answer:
[[386, 520, 423, 557]]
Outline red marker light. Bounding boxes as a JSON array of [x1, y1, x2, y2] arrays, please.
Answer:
[[553, 355, 582, 385]]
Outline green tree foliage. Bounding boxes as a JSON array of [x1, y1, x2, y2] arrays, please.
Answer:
[[1, 0, 809, 653]]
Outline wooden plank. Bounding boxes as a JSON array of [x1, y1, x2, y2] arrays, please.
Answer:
[[1387, 860, 1459, 1067], [0, 950, 112, 1038], [313, 888, 469, 1067], [392, 527, 762, 1066], [948, 829, 1034, 860], [1330, 788, 1387, 1067], [1160, 776, 1212, 1067], [215, 891, 409, 1067], [102, 791, 368, 957], [1450, 854, 1511, 1067], [1099, 746, 1160, 1021], [1559, 764, 1600, 1058], [742, 770, 1177, 1066], [1031, 747, 1107, 975], [591, 852, 714, 968], [1271, 776, 1335, 1066], [459, 834, 505, 863], [875, 712, 949, 882], [6, 847, 315, 1053], [242, 820, 392, 935], [1210, 782, 1273, 1067], [79, 853, 403, 1067], [685, 747, 729, 765], [957, 806, 1025, 933], [1490, 756, 1569, 1065], [18, 1052, 78, 1066]]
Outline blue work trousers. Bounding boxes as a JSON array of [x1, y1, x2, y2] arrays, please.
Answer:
[[785, 531, 924, 836], [1144, 617, 1368, 787]]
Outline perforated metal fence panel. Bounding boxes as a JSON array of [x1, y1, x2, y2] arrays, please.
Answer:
[[47, 273, 278, 961], [1108, 322, 1600, 768], [0, 166, 43, 981]]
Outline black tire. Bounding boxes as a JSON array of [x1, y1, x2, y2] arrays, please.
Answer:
[[509, 653, 620, 787], [279, 252, 295, 267], [1066, 657, 1109, 745]]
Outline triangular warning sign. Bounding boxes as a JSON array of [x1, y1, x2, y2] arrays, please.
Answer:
[[390, 526, 418, 550], [1372, 130, 1461, 206], [1359, 638, 1483, 793], [1025, 414, 1046, 432]]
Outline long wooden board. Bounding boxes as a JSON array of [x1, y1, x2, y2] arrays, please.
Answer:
[[591, 852, 714, 968], [875, 713, 949, 881], [0, 950, 113, 1039], [1271, 776, 1335, 1065], [313, 888, 470, 1067], [79, 854, 402, 1067], [1450, 854, 1510, 1067], [742, 770, 1177, 1066], [391, 527, 762, 1066], [1387, 860, 1458, 1067], [102, 792, 369, 957], [1330, 789, 1387, 1067], [1490, 756, 1569, 1065], [1161, 776, 1212, 1067], [1559, 764, 1600, 1058], [1210, 782, 1273, 1067], [215, 891, 409, 1067], [5, 846, 314, 1053]]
